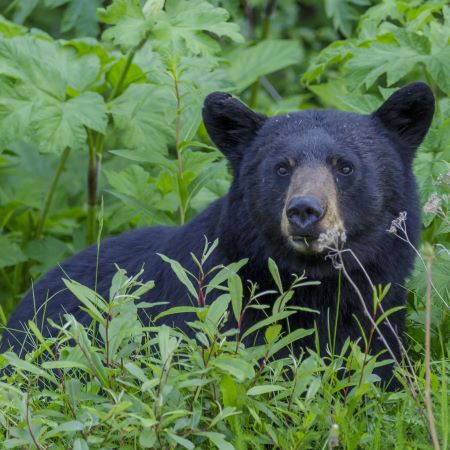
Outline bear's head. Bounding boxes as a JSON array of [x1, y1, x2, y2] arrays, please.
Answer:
[[202, 83, 434, 273]]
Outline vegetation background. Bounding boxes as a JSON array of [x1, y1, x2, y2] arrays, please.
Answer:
[[0, 0, 448, 448]]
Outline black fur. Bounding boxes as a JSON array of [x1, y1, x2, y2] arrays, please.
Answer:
[[1, 83, 434, 387]]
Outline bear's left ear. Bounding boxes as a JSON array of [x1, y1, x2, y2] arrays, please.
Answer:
[[202, 92, 266, 169], [372, 82, 435, 160]]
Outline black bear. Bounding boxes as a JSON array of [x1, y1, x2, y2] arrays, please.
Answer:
[[0, 83, 434, 387]]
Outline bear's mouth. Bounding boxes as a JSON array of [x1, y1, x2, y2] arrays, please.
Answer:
[[290, 234, 318, 244], [288, 234, 323, 255]]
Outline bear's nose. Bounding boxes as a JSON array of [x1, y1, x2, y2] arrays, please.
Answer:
[[286, 196, 325, 231]]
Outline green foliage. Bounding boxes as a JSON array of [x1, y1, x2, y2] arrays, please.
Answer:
[[0, 0, 303, 312], [0, 0, 449, 447], [0, 259, 447, 449]]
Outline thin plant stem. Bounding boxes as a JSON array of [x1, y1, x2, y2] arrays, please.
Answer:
[[86, 130, 99, 245], [249, 0, 277, 108], [35, 146, 71, 239], [424, 252, 441, 450], [170, 60, 186, 224], [85, 31, 151, 244]]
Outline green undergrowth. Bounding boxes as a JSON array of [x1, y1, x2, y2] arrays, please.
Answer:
[[0, 253, 448, 449]]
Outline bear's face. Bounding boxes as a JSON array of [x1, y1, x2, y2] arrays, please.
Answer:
[[203, 83, 434, 264]]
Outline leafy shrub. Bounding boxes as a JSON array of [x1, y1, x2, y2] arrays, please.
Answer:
[[1, 253, 447, 449], [0, 0, 449, 448]]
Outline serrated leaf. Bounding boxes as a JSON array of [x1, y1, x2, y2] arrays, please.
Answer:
[[0, 36, 101, 97], [426, 47, 450, 95], [152, 0, 243, 55], [325, 0, 366, 37], [98, 0, 150, 50], [109, 84, 173, 154], [345, 29, 431, 89], [228, 39, 302, 91], [34, 92, 107, 153]]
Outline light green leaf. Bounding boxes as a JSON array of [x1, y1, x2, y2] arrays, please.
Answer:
[[228, 39, 302, 91], [152, 0, 243, 55], [228, 274, 243, 322], [0, 36, 101, 97], [325, 0, 369, 37], [44, 421, 85, 439], [426, 47, 450, 95], [98, 0, 150, 50], [34, 92, 107, 153], [210, 355, 255, 382], [158, 254, 198, 298], [268, 328, 315, 358], [109, 84, 174, 154], [197, 432, 234, 450], [247, 384, 286, 396], [73, 439, 89, 450], [268, 258, 283, 293], [345, 29, 430, 89]]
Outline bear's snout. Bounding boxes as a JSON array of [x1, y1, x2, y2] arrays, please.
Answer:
[[280, 165, 346, 254]]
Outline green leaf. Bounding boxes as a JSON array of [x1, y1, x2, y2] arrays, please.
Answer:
[[63, 278, 107, 323], [108, 84, 173, 154], [44, 421, 85, 439], [268, 258, 283, 293], [228, 39, 302, 91], [206, 259, 248, 294], [426, 47, 450, 95], [247, 384, 286, 396], [265, 324, 282, 345], [268, 328, 315, 358], [228, 274, 243, 322], [241, 310, 295, 341], [0, 234, 27, 268], [0, 16, 28, 37], [197, 432, 234, 450], [166, 432, 195, 450], [139, 428, 157, 448], [206, 294, 231, 328], [34, 92, 107, 153], [41, 360, 90, 371], [0, 36, 101, 97], [210, 355, 255, 382], [345, 29, 430, 89], [73, 439, 89, 450], [98, 0, 150, 50], [61, 0, 101, 37], [152, 0, 243, 55], [158, 254, 198, 298], [325, 0, 369, 37]]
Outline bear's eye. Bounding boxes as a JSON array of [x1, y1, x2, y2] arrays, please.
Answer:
[[338, 163, 353, 176], [276, 164, 290, 177]]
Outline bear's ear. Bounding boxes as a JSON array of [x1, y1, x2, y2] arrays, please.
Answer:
[[202, 92, 266, 167], [372, 82, 434, 160]]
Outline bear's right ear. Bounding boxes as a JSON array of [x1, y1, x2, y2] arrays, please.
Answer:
[[202, 92, 266, 168]]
